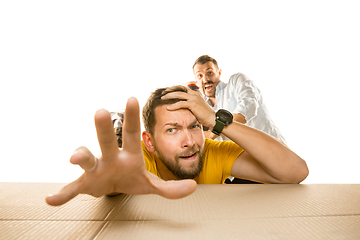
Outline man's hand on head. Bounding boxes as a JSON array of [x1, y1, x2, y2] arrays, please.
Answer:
[[161, 90, 216, 129], [46, 97, 197, 206]]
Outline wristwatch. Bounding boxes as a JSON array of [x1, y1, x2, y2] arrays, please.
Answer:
[[212, 109, 233, 135]]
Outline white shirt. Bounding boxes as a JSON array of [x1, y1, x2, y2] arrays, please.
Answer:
[[203, 73, 286, 143]]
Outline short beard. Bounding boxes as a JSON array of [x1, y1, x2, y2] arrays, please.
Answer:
[[155, 144, 204, 180]]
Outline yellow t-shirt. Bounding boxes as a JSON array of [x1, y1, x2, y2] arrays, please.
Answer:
[[142, 138, 244, 184]]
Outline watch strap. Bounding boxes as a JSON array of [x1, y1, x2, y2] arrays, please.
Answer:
[[212, 119, 227, 135]]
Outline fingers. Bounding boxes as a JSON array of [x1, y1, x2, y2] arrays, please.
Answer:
[[159, 180, 197, 199], [161, 92, 192, 111], [70, 147, 97, 172], [161, 91, 202, 111], [150, 176, 197, 199], [46, 149, 97, 206], [95, 109, 120, 159], [162, 91, 215, 128], [122, 97, 142, 153], [161, 91, 190, 101], [46, 178, 83, 206]]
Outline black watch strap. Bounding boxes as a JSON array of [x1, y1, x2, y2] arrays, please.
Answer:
[[212, 120, 227, 135]]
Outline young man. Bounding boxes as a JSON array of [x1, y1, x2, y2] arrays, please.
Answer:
[[46, 86, 308, 206], [192, 55, 286, 143]]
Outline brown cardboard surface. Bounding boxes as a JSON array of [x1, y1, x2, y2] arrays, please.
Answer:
[[1, 221, 104, 240], [97, 216, 360, 240], [0, 183, 127, 221], [0, 183, 359, 239], [110, 184, 360, 221]]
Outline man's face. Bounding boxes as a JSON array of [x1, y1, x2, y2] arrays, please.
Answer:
[[152, 105, 205, 179], [193, 61, 222, 98]]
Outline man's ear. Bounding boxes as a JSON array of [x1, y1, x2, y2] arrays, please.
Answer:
[[142, 131, 156, 152], [218, 68, 222, 77]]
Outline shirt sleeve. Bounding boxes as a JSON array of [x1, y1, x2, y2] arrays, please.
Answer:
[[206, 139, 244, 180], [230, 73, 261, 123], [220, 141, 245, 178]]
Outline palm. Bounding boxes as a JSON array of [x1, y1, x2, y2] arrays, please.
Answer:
[[46, 97, 196, 206]]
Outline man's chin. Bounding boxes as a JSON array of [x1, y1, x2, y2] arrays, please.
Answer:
[[203, 91, 215, 98], [176, 158, 203, 179], [157, 148, 204, 180], [176, 169, 201, 180], [178, 160, 199, 172]]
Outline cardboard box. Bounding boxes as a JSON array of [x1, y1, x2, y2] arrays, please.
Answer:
[[1, 183, 359, 239]]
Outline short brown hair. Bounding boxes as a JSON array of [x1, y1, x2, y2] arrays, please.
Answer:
[[192, 55, 219, 70], [142, 85, 188, 136]]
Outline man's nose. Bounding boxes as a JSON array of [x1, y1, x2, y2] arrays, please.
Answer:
[[182, 130, 195, 148], [202, 75, 208, 83]]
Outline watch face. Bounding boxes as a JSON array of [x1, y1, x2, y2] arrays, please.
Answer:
[[216, 109, 233, 124]]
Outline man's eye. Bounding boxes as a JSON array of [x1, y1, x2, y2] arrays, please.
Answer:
[[191, 125, 200, 130], [207, 72, 213, 75], [197, 74, 202, 79], [167, 128, 176, 133]]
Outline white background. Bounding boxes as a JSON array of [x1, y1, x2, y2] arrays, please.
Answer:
[[1, 0, 359, 184]]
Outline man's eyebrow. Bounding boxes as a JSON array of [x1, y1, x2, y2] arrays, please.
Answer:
[[190, 119, 201, 126], [196, 67, 213, 74], [164, 119, 200, 127], [164, 122, 180, 127]]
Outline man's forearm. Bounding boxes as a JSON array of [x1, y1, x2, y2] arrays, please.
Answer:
[[222, 122, 308, 183]]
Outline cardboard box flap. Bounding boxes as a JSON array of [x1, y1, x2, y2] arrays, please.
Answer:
[[0, 183, 127, 221], [112, 184, 360, 221], [97, 216, 360, 240], [1, 183, 360, 239], [1, 220, 104, 240]]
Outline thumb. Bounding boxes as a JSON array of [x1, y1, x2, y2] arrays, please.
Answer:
[[45, 177, 83, 206], [153, 179, 197, 199]]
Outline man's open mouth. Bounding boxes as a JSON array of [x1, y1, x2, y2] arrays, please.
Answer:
[[179, 152, 197, 160], [204, 84, 213, 92]]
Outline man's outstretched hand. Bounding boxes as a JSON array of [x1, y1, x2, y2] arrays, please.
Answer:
[[46, 97, 197, 206]]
